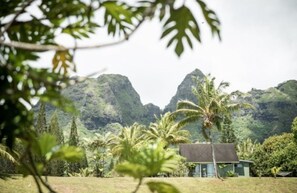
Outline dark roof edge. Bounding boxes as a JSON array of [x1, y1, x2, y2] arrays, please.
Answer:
[[239, 160, 254, 163]]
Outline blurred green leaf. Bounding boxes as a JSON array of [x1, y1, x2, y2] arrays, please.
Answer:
[[196, 0, 221, 40], [36, 134, 57, 157], [147, 181, 181, 193], [51, 145, 84, 162], [101, 1, 135, 36], [62, 20, 99, 39], [161, 6, 200, 57], [115, 162, 147, 179], [115, 142, 178, 178]]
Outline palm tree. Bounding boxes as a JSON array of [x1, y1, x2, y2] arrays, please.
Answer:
[[173, 75, 249, 178], [111, 123, 145, 162], [144, 112, 190, 148], [88, 132, 115, 177], [237, 138, 258, 160], [89, 132, 115, 150], [0, 144, 18, 164]]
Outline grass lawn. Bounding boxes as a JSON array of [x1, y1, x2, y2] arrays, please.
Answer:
[[0, 176, 297, 193]]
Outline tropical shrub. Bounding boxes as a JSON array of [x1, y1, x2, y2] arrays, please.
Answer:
[[115, 142, 180, 193], [252, 133, 297, 176]]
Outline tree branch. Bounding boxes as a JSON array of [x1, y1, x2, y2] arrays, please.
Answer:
[[0, 0, 35, 38], [0, 15, 146, 52], [27, 149, 58, 193]]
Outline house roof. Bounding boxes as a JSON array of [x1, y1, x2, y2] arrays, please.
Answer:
[[239, 159, 254, 163], [179, 143, 239, 163]]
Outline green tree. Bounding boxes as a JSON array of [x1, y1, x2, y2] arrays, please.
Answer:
[[48, 111, 65, 176], [236, 138, 258, 160], [89, 132, 115, 177], [173, 75, 249, 178], [35, 103, 51, 176], [48, 111, 64, 144], [252, 133, 297, 176], [68, 117, 81, 173], [69, 117, 79, 146], [292, 117, 297, 143], [220, 120, 237, 143], [111, 123, 145, 162], [144, 112, 190, 148], [36, 103, 48, 135]]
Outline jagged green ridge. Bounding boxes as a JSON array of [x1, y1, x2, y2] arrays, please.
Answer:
[[164, 70, 297, 142], [233, 80, 297, 142], [35, 70, 297, 143], [34, 74, 161, 136], [164, 69, 205, 112]]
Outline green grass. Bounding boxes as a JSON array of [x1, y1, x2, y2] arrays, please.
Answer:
[[1, 177, 297, 193]]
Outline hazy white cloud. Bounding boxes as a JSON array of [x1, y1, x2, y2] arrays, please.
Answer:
[[36, 0, 297, 109]]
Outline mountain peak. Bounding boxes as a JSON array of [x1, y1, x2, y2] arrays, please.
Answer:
[[163, 68, 205, 112]]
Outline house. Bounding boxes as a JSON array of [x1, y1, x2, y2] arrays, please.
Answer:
[[179, 143, 251, 177]]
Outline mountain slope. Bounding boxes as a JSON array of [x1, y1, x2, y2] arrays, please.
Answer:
[[36, 74, 161, 133], [164, 69, 205, 112], [164, 71, 297, 142], [233, 80, 297, 142]]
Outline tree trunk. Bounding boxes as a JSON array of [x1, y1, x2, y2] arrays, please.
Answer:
[[210, 132, 219, 178]]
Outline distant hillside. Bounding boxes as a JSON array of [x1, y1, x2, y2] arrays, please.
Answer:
[[164, 70, 297, 142], [233, 80, 297, 142], [34, 74, 161, 135], [35, 69, 297, 143]]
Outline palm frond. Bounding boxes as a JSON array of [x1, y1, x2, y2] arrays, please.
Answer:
[[176, 100, 200, 110], [177, 116, 200, 129], [173, 108, 202, 116], [0, 144, 18, 164]]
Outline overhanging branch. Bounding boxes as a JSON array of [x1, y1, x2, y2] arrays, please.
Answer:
[[0, 13, 147, 52], [0, 37, 128, 51]]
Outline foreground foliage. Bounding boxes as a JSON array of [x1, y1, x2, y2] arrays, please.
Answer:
[[116, 142, 180, 193]]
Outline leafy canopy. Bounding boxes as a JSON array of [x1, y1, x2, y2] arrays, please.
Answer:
[[144, 112, 190, 148], [292, 117, 297, 143], [252, 132, 297, 176]]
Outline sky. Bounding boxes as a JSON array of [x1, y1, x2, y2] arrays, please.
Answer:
[[36, 0, 297, 109]]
